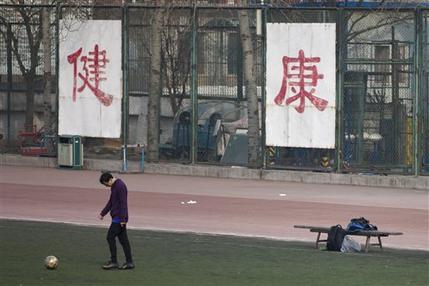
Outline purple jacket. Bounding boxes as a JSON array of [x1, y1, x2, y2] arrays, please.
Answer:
[[100, 179, 129, 222]]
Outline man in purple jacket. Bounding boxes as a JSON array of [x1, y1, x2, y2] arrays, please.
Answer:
[[99, 172, 134, 270]]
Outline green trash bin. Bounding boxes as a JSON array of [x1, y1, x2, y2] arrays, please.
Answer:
[[58, 135, 83, 168]]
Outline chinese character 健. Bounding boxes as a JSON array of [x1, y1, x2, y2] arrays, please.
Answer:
[[67, 44, 113, 106]]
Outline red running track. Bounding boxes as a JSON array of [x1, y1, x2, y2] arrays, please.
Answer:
[[0, 166, 427, 250]]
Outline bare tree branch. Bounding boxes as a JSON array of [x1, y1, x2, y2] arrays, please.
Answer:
[[347, 13, 413, 41]]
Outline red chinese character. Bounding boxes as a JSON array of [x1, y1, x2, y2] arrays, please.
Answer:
[[67, 44, 113, 106], [274, 49, 328, 113]]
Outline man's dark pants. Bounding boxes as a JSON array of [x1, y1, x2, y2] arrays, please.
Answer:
[[107, 222, 133, 263]]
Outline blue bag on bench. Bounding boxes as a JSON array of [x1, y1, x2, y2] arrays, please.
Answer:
[[347, 217, 377, 232]]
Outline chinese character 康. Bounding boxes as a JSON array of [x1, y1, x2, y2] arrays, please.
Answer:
[[274, 49, 328, 113]]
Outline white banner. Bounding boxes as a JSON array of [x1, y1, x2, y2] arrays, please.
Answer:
[[59, 20, 122, 138], [266, 23, 336, 148]]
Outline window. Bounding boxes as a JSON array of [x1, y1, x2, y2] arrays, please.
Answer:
[[374, 45, 390, 84], [374, 44, 409, 85], [227, 32, 239, 75]]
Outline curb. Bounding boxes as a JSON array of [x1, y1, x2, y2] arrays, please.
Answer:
[[1, 154, 428, 190]]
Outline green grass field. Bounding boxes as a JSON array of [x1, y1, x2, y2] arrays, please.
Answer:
[[0, 219, 428, 286]]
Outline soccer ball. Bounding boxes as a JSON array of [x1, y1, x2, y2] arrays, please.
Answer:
[[44, 255, 59, 270]]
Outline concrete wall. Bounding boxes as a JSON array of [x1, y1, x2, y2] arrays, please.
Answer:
[[1, 153, 428, 190]]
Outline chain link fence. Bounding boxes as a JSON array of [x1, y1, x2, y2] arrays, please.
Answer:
[[344, 10, 416, 174], [0, 3, 428, 176], [194, 8, 253, 166], [126, 6, 152, 163], [0, 4, 57, 156], [159, 7, 193, 163]]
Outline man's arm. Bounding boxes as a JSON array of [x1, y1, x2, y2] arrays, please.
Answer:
[[118, 184, 128, 226], [100, 196, 112, 218]]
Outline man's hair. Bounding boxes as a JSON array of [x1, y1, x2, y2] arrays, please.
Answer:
[[100, 172, 113, 185]]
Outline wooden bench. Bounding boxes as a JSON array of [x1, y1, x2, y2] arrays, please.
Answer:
[[294, 225, 403, 252]]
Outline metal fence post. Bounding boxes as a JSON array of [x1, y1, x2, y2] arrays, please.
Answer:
[[335, 8, 346, 172], [423, 10, 429, 175], [191, 5, 198, 164], [122, 3, 129, 172], [261, 6, 268, 169], [6, 23, 12, 145], [413, 9, 423, 176], [55, 3, 60, 141]]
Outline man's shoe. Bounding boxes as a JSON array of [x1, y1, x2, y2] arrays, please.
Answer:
[[102, 261, 119, 270], [119, 262, 135, 270]]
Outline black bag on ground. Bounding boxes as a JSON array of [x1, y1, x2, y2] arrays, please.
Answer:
[[326, 225, 347, 251]]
